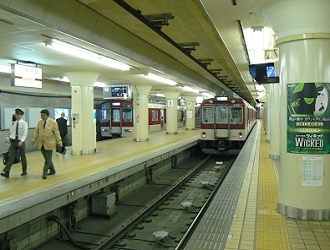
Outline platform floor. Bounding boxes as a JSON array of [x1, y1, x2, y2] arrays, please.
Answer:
[[226, 124, 330, 250], [183, 122, 330, 250], [0, 129, 200, 233]]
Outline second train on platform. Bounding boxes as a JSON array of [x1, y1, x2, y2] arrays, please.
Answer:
[[200, 93, 257, 155], [99, 98, 185, 138]]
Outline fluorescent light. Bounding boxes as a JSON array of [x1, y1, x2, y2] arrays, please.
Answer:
[[182, 85, 199, 93], [0, 65, 11, 73], [45, 39, 130, 71], [94, 81, 105, 87], [251, 26, 264, 63], [200, 91, 214, 98], [145, 73, 177, 86]]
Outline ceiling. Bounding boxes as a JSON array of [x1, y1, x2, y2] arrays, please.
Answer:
[[0, 0, 277, 104]]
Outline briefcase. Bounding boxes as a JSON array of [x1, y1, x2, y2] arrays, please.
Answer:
[[3, 151, 9, 165], [3, 151, 20, 165]]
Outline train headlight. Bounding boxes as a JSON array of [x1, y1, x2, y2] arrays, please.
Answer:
[[202, 132, 206, 138], [238, 132, 243, 139]]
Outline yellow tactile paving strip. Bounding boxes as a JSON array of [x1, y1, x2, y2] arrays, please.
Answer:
[[0, 129, 200, 210], [257, 131, 291, 250]]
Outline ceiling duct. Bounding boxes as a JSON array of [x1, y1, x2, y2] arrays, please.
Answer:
[[218, 76, 229, 80], [198, 59, 214, 68], [210, 69, 222, 76], [143, 13, 174, 30], [178, 42, 199, 54]]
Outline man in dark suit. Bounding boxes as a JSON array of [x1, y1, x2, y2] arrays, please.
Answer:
[[56, 112, 68, 154]]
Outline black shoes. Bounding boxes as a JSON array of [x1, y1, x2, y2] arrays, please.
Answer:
[[1, 171, 27, 178], [1, 171, 9, 178], [43, 171, 56, 179]]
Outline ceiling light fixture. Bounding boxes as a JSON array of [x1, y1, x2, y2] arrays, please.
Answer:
[[0, 65, 11, 74], [145, 73, 177, 86], [251, 26, 264, 63], [181, 86, 199, 93], [45, 39, 130, 71]]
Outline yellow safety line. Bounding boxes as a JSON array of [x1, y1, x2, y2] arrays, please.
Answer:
[[257, 129, 291, 250]]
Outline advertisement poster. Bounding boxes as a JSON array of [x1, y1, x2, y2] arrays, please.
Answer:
[[287, 82, 330, 154]]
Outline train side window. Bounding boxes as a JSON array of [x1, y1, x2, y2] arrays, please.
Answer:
[[231, 107, 242, 123], [202, 106, 214, 123], [216, 106, 228, 123]]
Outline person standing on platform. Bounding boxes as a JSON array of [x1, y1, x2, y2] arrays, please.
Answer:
[[1, 108, 28, 178], [32, 109, 62, 179], [56, 112, 68, 154]]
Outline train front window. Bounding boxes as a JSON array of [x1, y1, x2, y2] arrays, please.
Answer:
[[123, 109, 132, 122], [231, 107, 243, 123], [101, 102, 110, 123], [112, 109, 120, 122], [202, 106, 214, 123], [122, 102, 133, 122], [100, 109, 110, 123], [216, 106, 228, 123]]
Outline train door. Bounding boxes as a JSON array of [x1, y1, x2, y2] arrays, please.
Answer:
[[110, 100, 134, 137], [100, 101, 111, 138], [110, 107, 122, 137], [214, 105, 230, 138]]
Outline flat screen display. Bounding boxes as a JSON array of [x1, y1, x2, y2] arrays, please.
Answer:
[[111, 86, 127, 97], [249, 62, 279, 84]]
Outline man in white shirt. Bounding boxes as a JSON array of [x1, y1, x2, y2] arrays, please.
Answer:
[[1, 108, 28, 178]]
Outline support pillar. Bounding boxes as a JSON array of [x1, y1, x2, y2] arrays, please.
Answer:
[[132, 85, 152, 141], [263, 0, 330, 220], [163, 91, 180, 134], [184, 95, 196, 130], [263, 84, 271, 142], [269, 83, 280, 160], [65, 71, 100, 155]]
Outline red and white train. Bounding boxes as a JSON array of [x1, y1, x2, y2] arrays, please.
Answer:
[[99, 98, 185, 138], [200, 93, 257, 155]]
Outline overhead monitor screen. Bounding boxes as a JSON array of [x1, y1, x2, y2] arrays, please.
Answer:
[[249, 62, 279, 84]]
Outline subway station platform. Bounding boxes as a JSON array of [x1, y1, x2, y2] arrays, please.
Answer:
[[183, 121, 330, 250], [0, 129, 200, 236], [1, 124, 330, 250]]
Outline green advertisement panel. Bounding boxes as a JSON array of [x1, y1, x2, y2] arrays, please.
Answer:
[[287, 82, 330, 154]]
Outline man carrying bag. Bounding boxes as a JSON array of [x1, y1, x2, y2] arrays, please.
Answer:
[[1, 108, 28, 178]]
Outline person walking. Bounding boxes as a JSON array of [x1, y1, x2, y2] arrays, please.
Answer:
[[56, 112, 68, 154], [32, 109, 62, 179], [1, 108, 28, 178]]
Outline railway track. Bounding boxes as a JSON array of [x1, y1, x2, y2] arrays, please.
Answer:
[[37, 154, 236, 250]]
